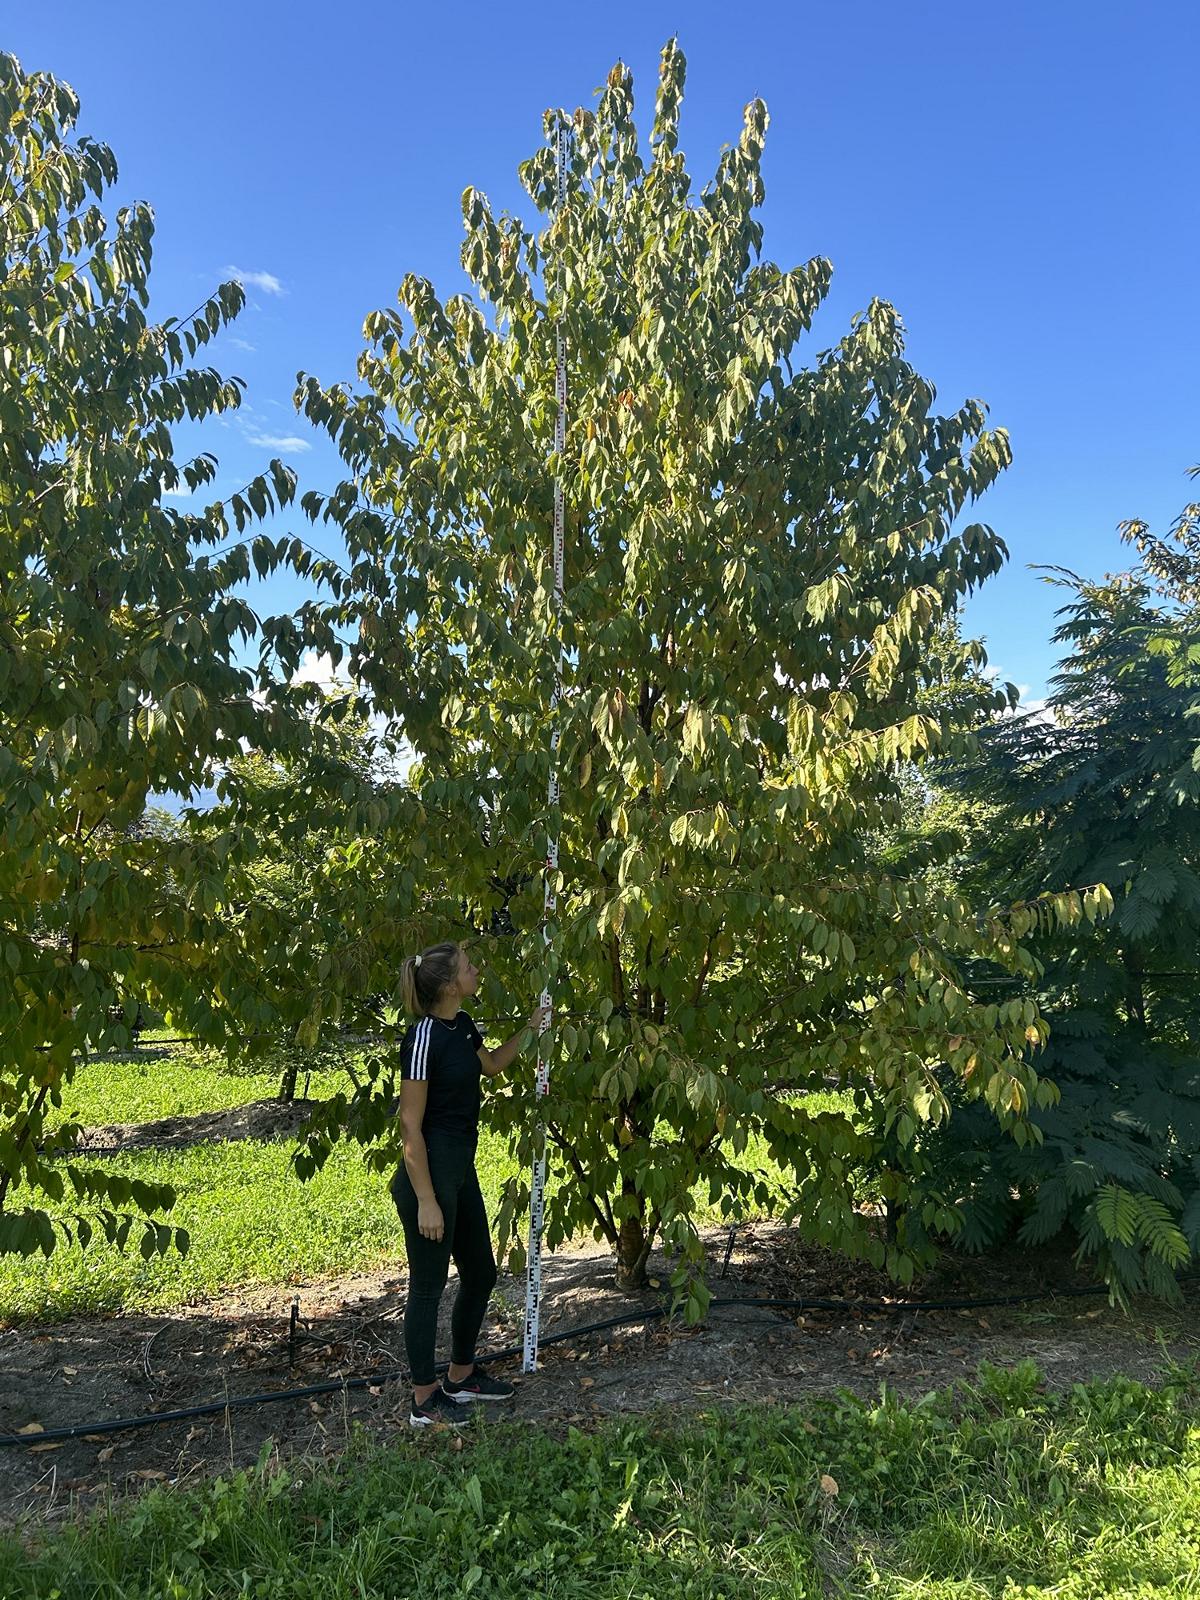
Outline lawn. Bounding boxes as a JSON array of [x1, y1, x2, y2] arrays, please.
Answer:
[[46, 1047, 354, 1129], [3, 1362, 1197, 1597], [2, 1052, 832, 1321]]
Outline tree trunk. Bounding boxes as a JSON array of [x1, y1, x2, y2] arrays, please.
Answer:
[[883, 1193, 899, 1246], [613, 1164, 654, 1289], [614, 1215, 651, 1290], [278, 1055, 299, 1104], [1122, 946, 1149, 1033]]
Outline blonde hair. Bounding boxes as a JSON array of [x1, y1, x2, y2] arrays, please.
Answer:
[[399, 941, 462, 1017]]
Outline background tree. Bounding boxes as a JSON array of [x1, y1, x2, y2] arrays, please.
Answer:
[[194, 712, 422, 1102], [927, 484, 1200, 1300], [817, 619, 1014, 1249], [0, 53, 414, 1260], [294, 42, 1092, 1307]]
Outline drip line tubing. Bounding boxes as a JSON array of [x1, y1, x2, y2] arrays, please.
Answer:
[[4, 1275, 1196, 1449]]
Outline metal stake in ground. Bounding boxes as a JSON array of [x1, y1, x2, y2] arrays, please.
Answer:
[[523, 114, 570, 1376]]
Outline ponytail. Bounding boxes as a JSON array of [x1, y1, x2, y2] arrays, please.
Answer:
[[400, 941, 461, 1017]]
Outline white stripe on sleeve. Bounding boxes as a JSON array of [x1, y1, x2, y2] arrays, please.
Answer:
[[412, 1017, 432, 1081]]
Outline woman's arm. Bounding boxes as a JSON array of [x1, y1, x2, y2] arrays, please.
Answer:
[[478, 1004, 550, 1078], [399, 1079, 444, 1240]]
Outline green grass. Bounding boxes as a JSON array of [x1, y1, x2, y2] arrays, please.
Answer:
[[0, 1132, 510, 1321], [48, 1047, 353, 1128], [3, 1056, 836, 1321], [3, 1363, 1197, 1597]]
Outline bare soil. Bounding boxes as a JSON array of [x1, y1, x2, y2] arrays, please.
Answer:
[[3, 1220, 1197, 1531]]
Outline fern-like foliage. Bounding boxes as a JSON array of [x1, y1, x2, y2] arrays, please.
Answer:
[[914, 487, 1200, 1302]]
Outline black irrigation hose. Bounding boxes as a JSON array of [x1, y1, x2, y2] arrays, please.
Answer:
[[1, 1311, 660, 1448], [5, 1275, 1198, 1450]]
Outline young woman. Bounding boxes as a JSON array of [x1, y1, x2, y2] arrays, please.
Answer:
[[394, 940, 548, 1427]]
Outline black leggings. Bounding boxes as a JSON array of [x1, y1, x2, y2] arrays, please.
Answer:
[[390, 1134, 498, 1387]]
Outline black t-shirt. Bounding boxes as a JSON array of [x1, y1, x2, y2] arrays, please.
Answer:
[[399, 1010, 486, 1142]]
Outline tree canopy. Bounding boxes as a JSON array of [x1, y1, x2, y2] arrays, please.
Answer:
[[293, 43, 1091, 1304], [0, 51, 409, 1258]]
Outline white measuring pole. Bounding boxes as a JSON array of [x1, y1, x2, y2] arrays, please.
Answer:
[[523, 116, 569, 1375]]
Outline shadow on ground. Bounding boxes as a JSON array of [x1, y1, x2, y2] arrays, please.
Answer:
[[63, 1098, 317, 1155]]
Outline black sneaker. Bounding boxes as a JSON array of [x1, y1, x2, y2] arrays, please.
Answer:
[[442, 1364, 516, 1403], [409, 1386, 472, 1428]]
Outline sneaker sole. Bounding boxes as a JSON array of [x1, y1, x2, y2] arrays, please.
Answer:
[[444, 1389, 515, 1404], [408, 1412, 471, 1428]]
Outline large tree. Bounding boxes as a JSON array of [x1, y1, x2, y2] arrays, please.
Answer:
[[295, 43, 1090, 1305], [0, 52, 415, 1260]]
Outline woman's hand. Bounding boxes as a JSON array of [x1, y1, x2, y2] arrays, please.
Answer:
[[527, 1002, 552, 1036], [417, 1197, 445, 1242]]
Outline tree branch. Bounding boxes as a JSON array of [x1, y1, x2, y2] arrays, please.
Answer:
[[546, 1121, 616, 1240]]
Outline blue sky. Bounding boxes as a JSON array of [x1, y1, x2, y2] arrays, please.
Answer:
[[10, 0, 1198, 700]]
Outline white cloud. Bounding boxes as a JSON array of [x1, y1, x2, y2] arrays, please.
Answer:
[[292, 650, 342, 690], [288, 653, 417, 781], [163, 487, 196, 500], [229, 337, 256, 352], [226, 265, 284, 295], [247, 431, 312, 453], [998, 684, 1054, 726]]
